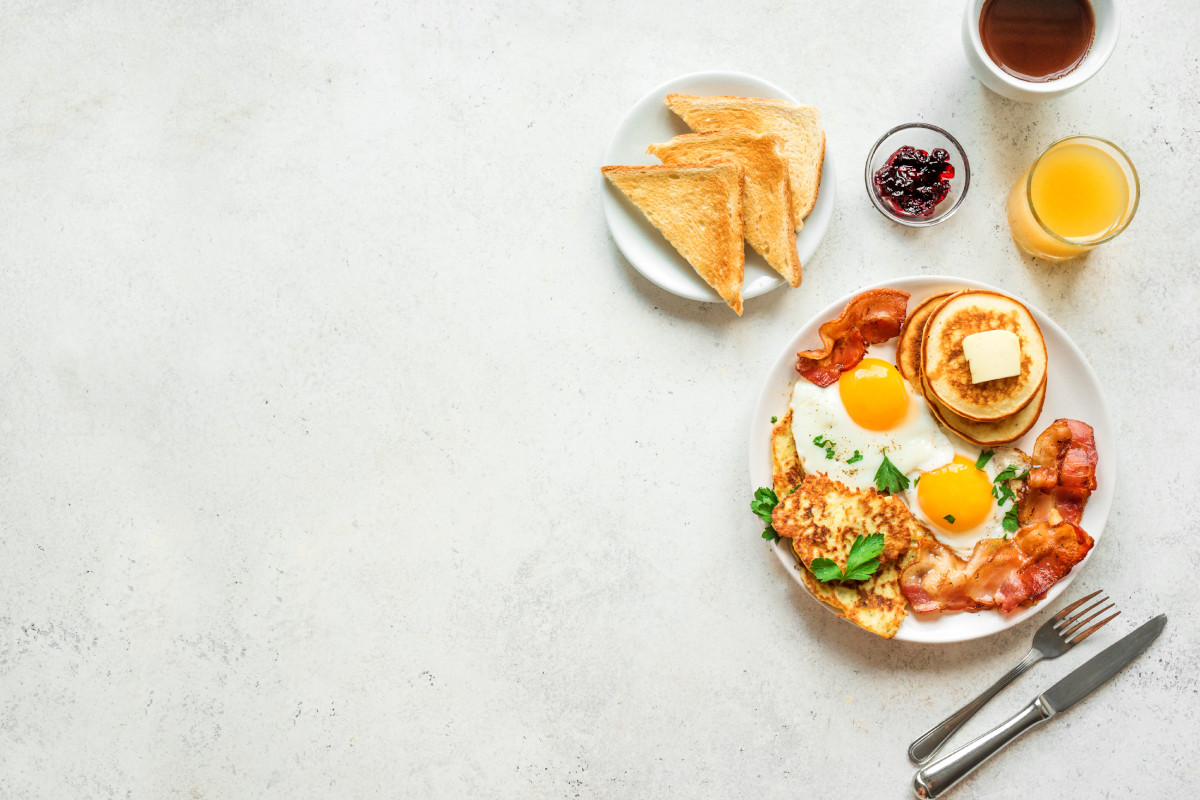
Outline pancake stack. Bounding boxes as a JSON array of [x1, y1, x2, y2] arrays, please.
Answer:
[[896, 290, 1048, 445]]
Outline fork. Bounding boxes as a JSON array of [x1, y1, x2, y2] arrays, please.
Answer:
[[907, 590, 1119, 765]]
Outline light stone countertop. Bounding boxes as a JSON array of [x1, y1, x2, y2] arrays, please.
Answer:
[[1, 1, 1197, 797]]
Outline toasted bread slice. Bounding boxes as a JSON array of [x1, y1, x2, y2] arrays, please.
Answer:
[[602, 163, 746, 314], [648, 131, 802, 287], [922, 374, 1046, 445], [665, 94, 824, 226], [896, 292, 955, 388], [922, 291, 1048, 421]]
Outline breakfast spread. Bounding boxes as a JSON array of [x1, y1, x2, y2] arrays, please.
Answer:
[[603, 93, 824, 313], [753, 287, 1100, 639], [872, 146, 955, 217], [599, 59, 1128, 645]]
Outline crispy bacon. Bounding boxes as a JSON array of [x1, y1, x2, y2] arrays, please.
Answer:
[[900, 418, 1099, 615], [1023, 419, 1098, 526], [901, 518, 1093, 614], [794, 288, 910, 387]]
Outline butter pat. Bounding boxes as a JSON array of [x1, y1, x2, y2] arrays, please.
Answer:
[[962, 330, 1022, 383]]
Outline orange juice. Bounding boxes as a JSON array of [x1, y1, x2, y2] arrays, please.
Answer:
[[1007, 136, 1138, 259], [1030, 143, 1128, 239]]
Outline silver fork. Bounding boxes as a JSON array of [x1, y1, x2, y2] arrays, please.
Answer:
[[907, 590, 1119, 765]]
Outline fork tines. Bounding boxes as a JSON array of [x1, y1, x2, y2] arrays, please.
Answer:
[[1053, 589, 1120, 645]]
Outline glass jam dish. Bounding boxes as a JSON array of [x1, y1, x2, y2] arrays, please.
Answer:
[[865, 123, 971, 227]]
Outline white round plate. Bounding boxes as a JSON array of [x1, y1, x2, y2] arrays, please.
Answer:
[[748, 276, 1116, 643], [601, 70, 835, 306]]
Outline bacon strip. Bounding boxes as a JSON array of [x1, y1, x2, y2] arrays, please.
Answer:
[[902, 519, 1093, 614], [794, 289, 910, 387], [1023, 419, 1098, 526], [900, 418, 1099, 615]]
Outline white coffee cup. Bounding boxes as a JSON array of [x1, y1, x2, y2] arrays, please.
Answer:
[[961, 0, 1119, 102]]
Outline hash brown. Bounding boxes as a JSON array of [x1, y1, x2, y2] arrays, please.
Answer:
[[770, 472, 930, 638]]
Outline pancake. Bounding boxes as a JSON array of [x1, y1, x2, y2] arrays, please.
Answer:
[[922, 374, 1047, 445], [895, 291, 956, 387], [922, 291, 1048, 422]]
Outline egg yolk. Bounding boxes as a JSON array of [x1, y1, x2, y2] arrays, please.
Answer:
[[837, 358, 909, 430], [918, 455, 994, 531]]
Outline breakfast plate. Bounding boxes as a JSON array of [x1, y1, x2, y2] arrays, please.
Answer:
[[748, 275, 1116, 643], [601, 70, 835, 306]]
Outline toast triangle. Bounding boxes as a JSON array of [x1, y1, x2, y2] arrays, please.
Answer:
[[602, 162, 745, 314], [665, 93, 824, 227], [648, 131, 801, 287]]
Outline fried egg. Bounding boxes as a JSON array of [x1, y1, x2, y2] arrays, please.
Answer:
[[790, 357, 954, 492], [790, 352, 1028, 557], [904, 446, 1029, 557]]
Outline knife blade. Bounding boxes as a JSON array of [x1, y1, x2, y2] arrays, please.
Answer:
[[913, 614, 1167, 799], [1040, 613, 1166, 714]]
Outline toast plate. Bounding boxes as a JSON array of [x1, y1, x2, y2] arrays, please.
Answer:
[[601, 70, 835, 307], [748, 275, 1116, 643]]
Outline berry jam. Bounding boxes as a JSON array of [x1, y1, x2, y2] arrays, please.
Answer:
[[873, 146, 955, 217]]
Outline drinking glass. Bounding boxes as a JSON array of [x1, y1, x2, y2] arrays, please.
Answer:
[[1006, 135, 1139, 260]]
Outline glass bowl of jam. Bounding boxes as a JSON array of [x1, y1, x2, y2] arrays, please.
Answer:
[[865, 123, 970, 227]]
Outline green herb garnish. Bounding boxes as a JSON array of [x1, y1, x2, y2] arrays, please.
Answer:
[[810, 533, 885, 582], [847, 450, 863, 464], [943, 514, 956, 524], [1002, 505, 1020, 534], [993, 465, 1030, 484], [991, 465, 1030, 507], [813, 435, 837, 460], [873, 451, 910, 494], [751, 486, 781, 541], [771, 416, 778, 423], [975, 449, 994, 470]]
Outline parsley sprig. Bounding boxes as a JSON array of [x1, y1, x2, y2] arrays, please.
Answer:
[[810, 533, 885, 582], [990, 464, 1031, 536], [751, 487, 781, 541], [873, 451, 910, 494]]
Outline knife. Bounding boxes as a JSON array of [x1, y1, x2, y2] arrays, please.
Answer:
[[912, 614, 1167, 799]]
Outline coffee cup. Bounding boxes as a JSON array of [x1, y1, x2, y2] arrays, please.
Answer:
[[961, 0, 1119, 102]]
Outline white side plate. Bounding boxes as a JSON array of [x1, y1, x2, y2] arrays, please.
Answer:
[[601, 70, 835, 306]]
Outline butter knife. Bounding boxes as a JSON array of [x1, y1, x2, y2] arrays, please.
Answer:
[[912, 614, 1167, 799]]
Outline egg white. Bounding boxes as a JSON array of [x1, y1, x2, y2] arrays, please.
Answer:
[[904, 445, 1026, 557], [789, 364, 954, 493], [788, 349, 1029, 557]]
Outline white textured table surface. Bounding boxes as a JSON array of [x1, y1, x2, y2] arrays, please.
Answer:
[[2, 2, 1197, 797]]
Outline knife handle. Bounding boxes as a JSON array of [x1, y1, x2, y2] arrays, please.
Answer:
[[912, 696, 1052, 798]]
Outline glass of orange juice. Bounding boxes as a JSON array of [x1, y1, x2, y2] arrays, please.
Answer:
[[1006, 136, 1139, 260]]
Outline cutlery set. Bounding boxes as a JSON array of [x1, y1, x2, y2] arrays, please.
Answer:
[[906, 591, 1165, 798]]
